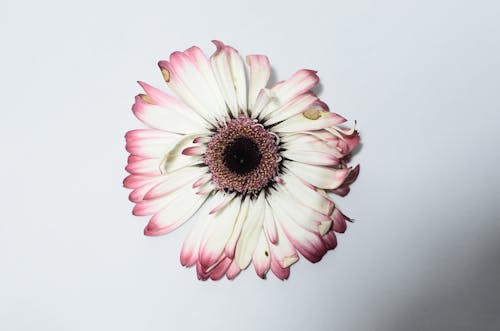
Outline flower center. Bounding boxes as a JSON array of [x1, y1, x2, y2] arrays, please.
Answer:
[[204, 116, 281, 194], [223, 137, 262, 174]]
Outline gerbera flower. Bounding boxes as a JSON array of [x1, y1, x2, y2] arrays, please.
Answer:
[[124, 41, 360, 280]]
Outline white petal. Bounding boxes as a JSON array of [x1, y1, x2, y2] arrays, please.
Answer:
[[160, 135, 205, 173], [252, 232, 271, 278], [263, 209, 278, 244], [269, 221, 299, 269], [274, 206, 327, 263], [284, 161, 351, 190], [180, 196, 215, 267], [272, 110, 344, 133], [210, 41, 247, 118], [262, 92, 317, 126], [246, 54, 271, 111], [143, 166, 203, 200], [280, 172, 334, 215], [224, 198, 251, 258], [272, 69, 319, 105], [198, 192, 241, 268], [132, 93, 209, 134], [133, 178, 195, 216], [144, 186, 209, 236], [282, 149, 339, 166], [250, 88, 280, 119], [234, 193, 267, 269], [267, 187, 324, 234], [158, 47, 228, 125]]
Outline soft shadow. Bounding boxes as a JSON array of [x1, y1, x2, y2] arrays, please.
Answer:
[[268, 67, 279, 87], [311, 82, 324, 96], [387, 232, 500, 331], [350, 141, 363, 159]]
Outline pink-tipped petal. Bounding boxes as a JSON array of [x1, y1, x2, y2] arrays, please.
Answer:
[[233, 194, 267, 269], [268, 221, 299, 269], [270, 257, 291, 280], [180, 198, 214, 267], [129, 176, 166, 203], [181, 145, 207, 156], [272, 69, 319, 105], [163, 48, 228, 122], [263, 211, 278, 245], [132, 94, 208, 134], [144, 192, 207, 236], [224, 198, 250, 259], [285, 161, 351, 190], [262, 92, 318, 126], [321, 231, 338, 250], [246, 54, 271, 111], [332, 164, 360, 197], [226, 260, 242, 280], [283, 149, 340, 166], [272, 110, 346, 133], [143, 166, 201, 200], [125, 157, 162, 175], [210, 40, 247, 117], [252, 232, 271, 279], [198, 193, 241, 268], [209, 256, 232, 280], [332, 208, 351, 233]]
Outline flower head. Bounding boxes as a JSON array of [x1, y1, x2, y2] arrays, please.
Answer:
[[124, 41, 360, 280]]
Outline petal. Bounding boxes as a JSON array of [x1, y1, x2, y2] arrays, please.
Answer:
[[252, 232, 271, 279], [208, 256, 233, 280], [282, 149, 340, 166], [198, 192, 241, 269], [132, 179, 195, 216], [271, 69, 319, 105], [180, 195, 215, 267], [321, 231, 338, 250], [273, 208, 327, 263], [270, 257, 290, 280], [226, 260, 242, 280], [268, 189, 328, 263], [144, 188, 208, 236], [267, 187, 327, 234], [331, 208, 351, 233], [210, 40, 247, 118], [123, 174, 157, 189], [158, 47, 227, 125], [262, 92, 318, 126], [125, 129, 181, 158], [268, 213, 299, 269], [143, 166, 203, 200], [128, 176, 165, 203], [125, 157, 161, 175], [280, 172, 334, 216], [246, 54, 271, 111], [132, 94, 208, 134], [234, 193, 267, 270], [281, 132, 345, 160], [224, 198, 251, 259], [137, 81, 209, 130], [250, 88, 280, 120], [263, 210, 278, 244], [160, 135, 205, 173], [272, 110, 346, 133], [285, 161, 351, 190], [331, 164, 360, 197]]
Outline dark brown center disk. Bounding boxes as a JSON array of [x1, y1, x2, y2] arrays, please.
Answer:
[[204, 116, 280, 194]]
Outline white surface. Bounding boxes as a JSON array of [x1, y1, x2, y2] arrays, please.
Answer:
[[1, 0, 499, 330]]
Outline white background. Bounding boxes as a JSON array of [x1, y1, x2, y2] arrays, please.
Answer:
[[1, 0, 499, 330]]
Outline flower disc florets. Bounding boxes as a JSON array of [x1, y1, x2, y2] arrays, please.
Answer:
[[204, 115, 280, 194]]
